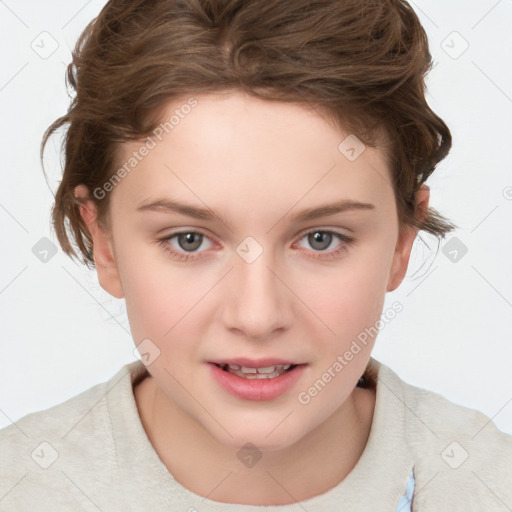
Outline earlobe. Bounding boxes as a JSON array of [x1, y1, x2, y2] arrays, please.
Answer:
[[386, 185, 430, 292], [74, 185, 124, 299]]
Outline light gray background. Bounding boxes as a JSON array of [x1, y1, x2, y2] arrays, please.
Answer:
[[1, 0, 511, 436]]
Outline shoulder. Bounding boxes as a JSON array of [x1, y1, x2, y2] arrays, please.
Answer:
[[0, 376, 110, 455], [371, 359, 512, 510], [0, 363, 139, 510]]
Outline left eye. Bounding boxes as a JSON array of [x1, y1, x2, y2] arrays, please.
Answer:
[[296, 231, 345, 252]]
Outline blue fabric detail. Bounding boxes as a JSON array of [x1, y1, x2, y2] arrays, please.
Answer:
[[396, 469, 415, 511]]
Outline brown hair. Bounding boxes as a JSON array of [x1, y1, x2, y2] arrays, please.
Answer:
[[42, 0, 456, 269]]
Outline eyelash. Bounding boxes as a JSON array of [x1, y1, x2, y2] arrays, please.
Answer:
[[158, 229, 355, 262]]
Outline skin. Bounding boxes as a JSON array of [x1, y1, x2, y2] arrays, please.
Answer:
[[75, 90, 429, 505]]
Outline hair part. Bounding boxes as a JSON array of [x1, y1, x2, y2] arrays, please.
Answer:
[[42, 0, 456, 269]]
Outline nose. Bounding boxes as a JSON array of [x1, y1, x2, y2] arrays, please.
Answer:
[[221, 247, 293, 341]]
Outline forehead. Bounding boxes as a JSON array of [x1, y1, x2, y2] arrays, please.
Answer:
[[111, 91, 395, 223]]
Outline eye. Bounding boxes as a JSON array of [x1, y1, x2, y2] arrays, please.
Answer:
[[158, 230, 214, 261], [158, 228, 354, 262], [294, 230, 354, 260]]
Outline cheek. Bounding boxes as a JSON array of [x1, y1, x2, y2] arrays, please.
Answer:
[[294, 249, 392, 418], [117, 251, 198, 347], [302, 241, 394, 348]]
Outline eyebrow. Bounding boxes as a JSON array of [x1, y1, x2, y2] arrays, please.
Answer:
[[136, 197, 375, 229]]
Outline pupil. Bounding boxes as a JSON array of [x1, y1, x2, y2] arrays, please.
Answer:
[[309, 231, 331, 250], [179, 233, 202, 251]]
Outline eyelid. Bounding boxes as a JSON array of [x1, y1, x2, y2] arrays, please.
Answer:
[[160, 226, 351, 246], [294, 225, 352, 240]]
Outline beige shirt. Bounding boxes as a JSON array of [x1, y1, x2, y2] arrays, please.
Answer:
[[1, 358, 511, 511]]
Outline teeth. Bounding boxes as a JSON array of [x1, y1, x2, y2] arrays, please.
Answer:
[[220, 363, 295, 379], [240, 366, 258, 374], [251, 372, 279, 379], [240, 365, 290, 374], [256, 366, 276, 374]]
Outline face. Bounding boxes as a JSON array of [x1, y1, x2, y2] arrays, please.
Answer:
[[79, 91, 424, 452]]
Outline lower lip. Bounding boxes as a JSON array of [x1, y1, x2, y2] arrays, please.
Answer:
[[209, 363, 306, 401]]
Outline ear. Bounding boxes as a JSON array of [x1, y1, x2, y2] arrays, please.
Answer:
[[386, 185, 430, 292], [74, 185, 124, 299]]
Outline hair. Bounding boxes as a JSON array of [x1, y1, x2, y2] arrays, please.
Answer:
[[42, 0, 456, 270]]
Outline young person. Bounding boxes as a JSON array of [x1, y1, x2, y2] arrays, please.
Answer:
[[1, 0, 511, 510]]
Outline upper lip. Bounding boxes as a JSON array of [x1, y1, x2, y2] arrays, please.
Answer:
[[209, 358, 302, 367]]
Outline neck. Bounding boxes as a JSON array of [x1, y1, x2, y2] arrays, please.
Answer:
[[134, 375, 375, 506]]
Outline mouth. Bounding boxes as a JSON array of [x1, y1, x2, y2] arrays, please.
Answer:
[[208, 360, 307, 401], [213, 363, 298, 380]]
